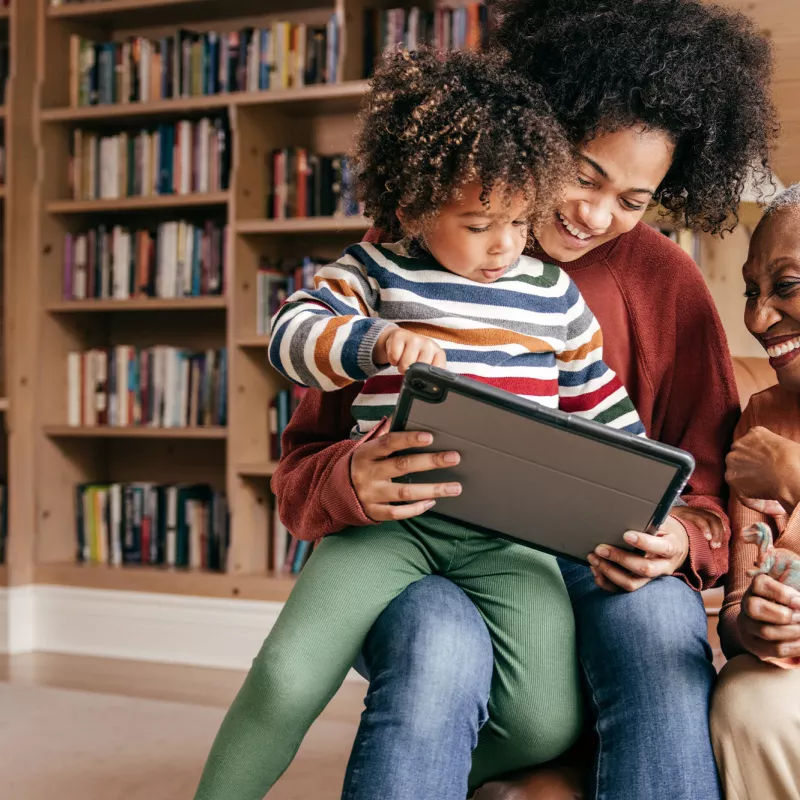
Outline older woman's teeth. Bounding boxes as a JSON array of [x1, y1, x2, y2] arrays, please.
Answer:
[[766, 337, 800, 358], [558, 212, 592, 240]]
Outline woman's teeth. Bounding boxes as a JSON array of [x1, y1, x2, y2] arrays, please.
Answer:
[[558, 212, 592, 240], [766, 337, 800, 358]]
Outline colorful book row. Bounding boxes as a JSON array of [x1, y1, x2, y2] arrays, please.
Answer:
[[67, 346, 228, 429], [76, 482, 229, 571], [63, 221, 227, 301], [69, 20, 341, 107], [69, 117, 231, 201]]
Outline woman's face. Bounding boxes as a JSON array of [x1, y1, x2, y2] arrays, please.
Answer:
[[536, 126, 675, 262], [743, 211, 800, 393]]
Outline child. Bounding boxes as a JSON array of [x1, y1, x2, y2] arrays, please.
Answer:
[[194, 48, 644, 800]]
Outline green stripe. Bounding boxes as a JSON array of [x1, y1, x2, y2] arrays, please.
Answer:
[[594, 397, 636, 425], [354, 403, 396, 422]]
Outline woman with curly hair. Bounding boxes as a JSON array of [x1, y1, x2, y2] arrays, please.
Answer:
[[264, 1, 778, 799], [193, 47, 649, 800]]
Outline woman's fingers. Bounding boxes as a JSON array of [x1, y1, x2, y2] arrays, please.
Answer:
[[739, 497, 785, 516], [589, 541, 672, 580], [586, 553, 650, 592], [743, 592, 800, 625], [368, 429, 433, 459], [749, 574, 800, 610]]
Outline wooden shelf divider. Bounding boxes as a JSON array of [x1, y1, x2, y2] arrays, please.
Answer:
[[35, 561, 295, 602], [236, 216, 370, 235], [47, 297, 227, 313], [44, 425, 228, 440], [40, 81, 369, 123], [46, 192, 230, 214], [236, 462, 279, 477]]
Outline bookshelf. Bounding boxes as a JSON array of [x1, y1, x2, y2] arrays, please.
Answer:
[[18, 0, 771, 600], [29, 0, 374, 594]]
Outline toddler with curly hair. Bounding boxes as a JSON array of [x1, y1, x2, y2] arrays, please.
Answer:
[[194, 47, 645, 800]]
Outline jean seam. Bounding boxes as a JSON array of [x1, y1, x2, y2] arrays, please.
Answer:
[[341, 708, 368, 800], [580, 655, 605, 800]]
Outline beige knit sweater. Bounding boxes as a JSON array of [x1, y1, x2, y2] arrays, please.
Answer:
[[720, 383, 800, 668]]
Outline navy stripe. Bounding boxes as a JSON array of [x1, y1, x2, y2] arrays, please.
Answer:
[[339, 318, 374, 381], [348, 245, 573, 313], [557, 360, 610, 386], [445, 349, 556, 368]]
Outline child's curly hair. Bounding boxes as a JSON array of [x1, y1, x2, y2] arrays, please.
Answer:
[[490, 0, 779, 235], [352, 47, 574, 240]]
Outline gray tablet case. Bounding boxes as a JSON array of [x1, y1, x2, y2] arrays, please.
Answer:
[[390, 364, 695, 564]]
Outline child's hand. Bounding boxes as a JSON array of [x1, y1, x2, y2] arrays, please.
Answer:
[[374, 326, 446, 374]]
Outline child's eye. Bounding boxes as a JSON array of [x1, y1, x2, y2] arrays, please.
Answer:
[[512, 220, 528, 227], [577, 177, 593, 187], [467, 226, 490, 233]]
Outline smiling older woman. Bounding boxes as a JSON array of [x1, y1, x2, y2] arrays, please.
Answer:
[[712, 184, 800, 800]]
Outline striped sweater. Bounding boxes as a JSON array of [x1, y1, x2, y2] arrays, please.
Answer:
[[269, 240, 645, 438]]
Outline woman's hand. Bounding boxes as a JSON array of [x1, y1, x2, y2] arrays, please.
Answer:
[[738, 574, 800, 661], [726, 426, 800, 515], [350, 420, 462, 522], [374, 326, 446, 374], [587, 515, 690, 593]]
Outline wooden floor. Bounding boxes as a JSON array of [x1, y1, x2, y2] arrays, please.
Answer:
[[0, 651, 367, 720]]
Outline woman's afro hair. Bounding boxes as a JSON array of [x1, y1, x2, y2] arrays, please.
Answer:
[[490, 0, 780, 234], [352, 47, 574, 240]]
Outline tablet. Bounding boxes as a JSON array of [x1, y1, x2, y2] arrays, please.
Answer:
[[389, 364, 695, 564]]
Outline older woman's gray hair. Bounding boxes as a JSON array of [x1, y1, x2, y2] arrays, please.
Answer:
[[762, 183, 800, 218]]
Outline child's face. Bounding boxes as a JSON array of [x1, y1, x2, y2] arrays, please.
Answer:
[[421, 183, 530, 283]]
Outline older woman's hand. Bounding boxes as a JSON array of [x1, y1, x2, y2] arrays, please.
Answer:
[[738, 574, 800, 661], [726, 426, 800, 515]]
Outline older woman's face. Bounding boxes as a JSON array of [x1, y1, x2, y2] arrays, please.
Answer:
[[744, 209, 800, 392]]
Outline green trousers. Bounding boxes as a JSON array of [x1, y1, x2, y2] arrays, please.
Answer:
[[194, 514, 582, 799]]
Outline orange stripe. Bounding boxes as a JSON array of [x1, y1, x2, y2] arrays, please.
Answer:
[[402, 322, 553, 352], [314, 316, 354, 388], [559, 328, 604, 363], [315, 277, 370, 316]]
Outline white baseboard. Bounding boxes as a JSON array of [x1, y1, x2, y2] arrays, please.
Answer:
[[0, 584, 365, 680], [0, 585, 36, 654]]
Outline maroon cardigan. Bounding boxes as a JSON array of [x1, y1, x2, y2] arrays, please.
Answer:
[[271, 222, 740, 590]]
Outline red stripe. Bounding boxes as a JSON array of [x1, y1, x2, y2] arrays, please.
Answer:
[[361, 373, 557, 397], [363, 374, 404, 395], [559, 377, 620, 413]]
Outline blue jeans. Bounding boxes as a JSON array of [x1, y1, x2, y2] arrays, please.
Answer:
[[343, 566, 721, 800], [344, 575, 493, 800]]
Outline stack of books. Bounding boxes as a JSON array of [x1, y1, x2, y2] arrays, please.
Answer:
[[68, 19, 341, 106], [75, 482, 229, 571], [69, 117, 231, 200], [63, 221, 227, 300], [268, 149, 361, 220], [67, 346, 228, 429]]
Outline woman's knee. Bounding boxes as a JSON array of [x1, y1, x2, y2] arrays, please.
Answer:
[[364, 575, 493, 685]]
